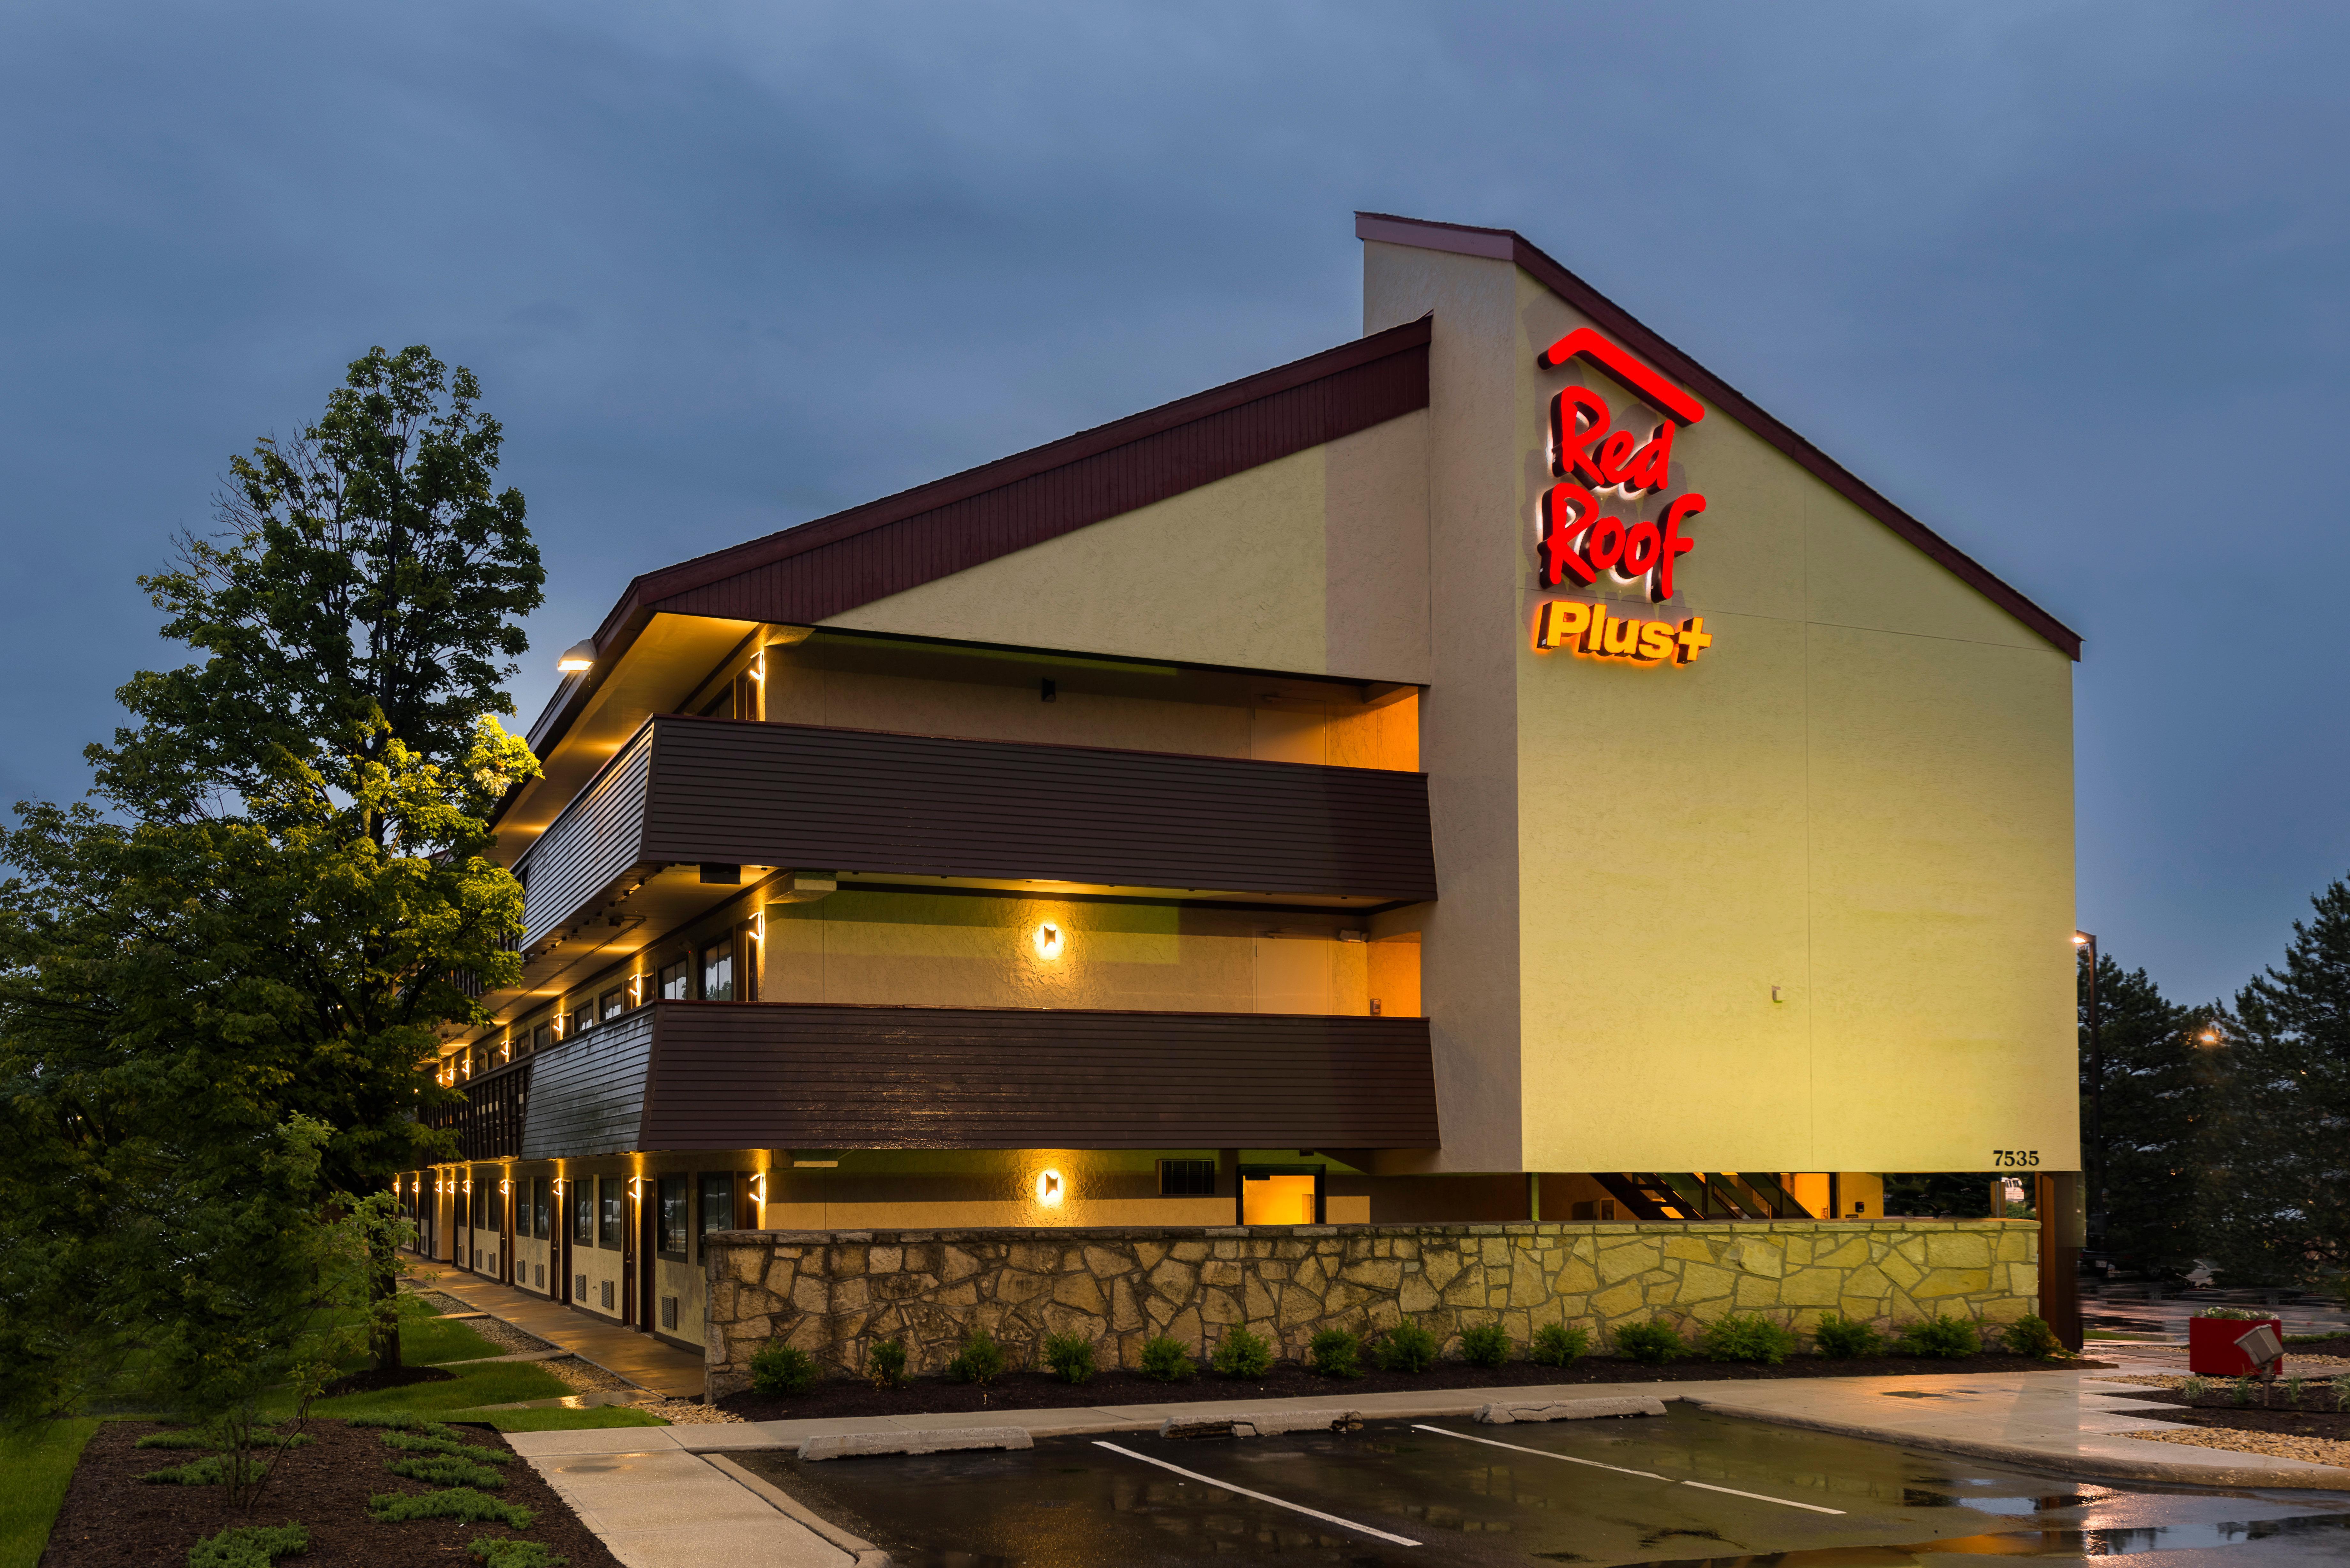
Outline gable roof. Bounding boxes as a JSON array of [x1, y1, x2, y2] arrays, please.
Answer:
[[1354, 210, 2080, 661], [528, 316, 1431, 756]]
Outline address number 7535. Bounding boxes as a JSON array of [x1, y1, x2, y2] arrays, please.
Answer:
[[1990, 1149, 2040, 1168]]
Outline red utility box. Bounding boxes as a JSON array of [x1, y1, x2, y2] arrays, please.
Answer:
[[2188, 1315, 2283, 1376]]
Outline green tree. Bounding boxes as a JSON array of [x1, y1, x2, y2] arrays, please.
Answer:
[[0, 346, 542, 1406], [2078, 949, 2215, 1275], [2199, 878, 2350, 1291]]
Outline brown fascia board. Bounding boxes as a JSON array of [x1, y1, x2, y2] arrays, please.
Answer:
[[1355, 211, 2084, 661], [523, 316, 1436, 762]]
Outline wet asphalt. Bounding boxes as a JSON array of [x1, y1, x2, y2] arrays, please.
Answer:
[[731, 1407, 2350, 1567]]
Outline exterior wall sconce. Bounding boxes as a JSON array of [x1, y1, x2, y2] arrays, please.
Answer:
[[557, 640, 596, 673], [1032, 922, 1065, 960], [751, 1172, 767, 1205], [1035, 1169, 1065, 1206], [629, 973, 645, 1006]]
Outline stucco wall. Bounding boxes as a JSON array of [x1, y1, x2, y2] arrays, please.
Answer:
[[701, 1219, 2037, 1397]]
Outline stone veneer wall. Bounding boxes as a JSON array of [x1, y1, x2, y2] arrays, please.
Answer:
[[701, 1219, 2037, 1398]]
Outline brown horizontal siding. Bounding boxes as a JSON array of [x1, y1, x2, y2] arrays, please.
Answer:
[[517, 726, 655, 950], [640, 716, 1437, 901], [522, 1009, 657, 1160], [634, 1002, 1439, 1151]]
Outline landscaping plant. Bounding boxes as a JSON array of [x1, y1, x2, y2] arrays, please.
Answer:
[[384, 1452, 509, 1490], [945, 1329, 1007, 1387], [368, 1487, 536, 1529], [1373, 1323, 1439, 1374], [1999, 1315, 2068, 1360], [379, 1429, 512, 1466], [1810, 1313, 1881, 1359], [866, 1338, 909, 1389], [749, 1342, 821, 1397], [1612, 1320, 1689, 1364], [472, 1541, 569, 1567], [1529, 1324, 1589, 1367], [1140, 1336, 1197, 1383], [1459, 1323, 1511, 1368], [1043, 1331, 1097, 1386], [1308, 1328, 1362, 1379], [187, 1522, 311, 1568], [1893, 1316, 1982, 1359], [1211, 1326, 1274, 1379], [1700, 1313, 1798, 1365]]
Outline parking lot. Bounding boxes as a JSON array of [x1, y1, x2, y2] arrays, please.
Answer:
[[735, 1407, 2350, 1567]]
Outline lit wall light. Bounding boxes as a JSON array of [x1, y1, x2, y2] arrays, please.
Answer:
[[751, 1172, 767, 1205], [557, 639, 596, 673], [1034, 1168, 1065, 1207], [1032, 921, 1065, 960]]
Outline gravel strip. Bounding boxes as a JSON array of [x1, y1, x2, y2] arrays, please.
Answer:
[[460, 1316, 560, 1356], [2127, 1426, 2350, 1470], [641, 1398, 744, 1424], [544, 1355, 635, 1393]]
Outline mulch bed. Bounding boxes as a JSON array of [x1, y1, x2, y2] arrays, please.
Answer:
[[2106, 1380, 2350, 1442], [2287, 1335, 2350, 1357], [39, 1419, 622, 1568], [715, 1351, 2111, 1421]]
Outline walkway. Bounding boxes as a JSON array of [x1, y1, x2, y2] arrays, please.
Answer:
[[413, 1262, 706, 1400]]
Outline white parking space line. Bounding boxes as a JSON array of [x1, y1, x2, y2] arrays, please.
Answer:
[[1093, 1442, 1423, 1548], [1679, 1481, 1847, 1515], [1408, 1425, 1668, 1479], [1410, 1426, 1846, 1516]]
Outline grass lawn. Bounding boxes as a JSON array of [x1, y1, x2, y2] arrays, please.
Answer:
[[446, 1404, 672, 1431], [0, 1418, 99, 1568]]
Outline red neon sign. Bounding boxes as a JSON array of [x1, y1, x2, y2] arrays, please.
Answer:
[[1537, 329, 1708, 603]]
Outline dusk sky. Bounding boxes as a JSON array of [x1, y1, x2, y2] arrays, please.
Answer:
[[2, 3, 2343, 1009]]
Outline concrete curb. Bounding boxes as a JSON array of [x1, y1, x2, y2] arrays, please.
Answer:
[[800, 1427, 1035, 1461], [703, 1453, 892, 1566], [1676, 1394, 2350, 1491], [1477, 1396, 1667, 1424], [1159, 1409, 1364, 1439]]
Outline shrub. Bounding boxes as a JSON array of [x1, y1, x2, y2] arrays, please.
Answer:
[[343, 1412, 436, 1431], [1211, 1325, 1275, 1379], [2195, 1307, 2271, 1321], [384, 1453, 508, 1490], [1529, 1323, 1590, 1367], [749, 1342, 821, 1397], [1139, 1335, 1197, 1383], [1373, 1322, 1440, 1374], [1043, 1331, 1097, 1386], [2179, 1376, 2209, 1400], [1999, 1315, 2067, 1360], [1459, 1323, 1511, 1368], [188, 1522, 310, 1568], [380, 1429, 512, 1466], [1701, 1313, 1799, 1365], [945, 1329, 1007, 1387], [1612, 1320, 1689, 1364], [1308, 1328, 1362, 1379], [368, 1488, 536, 1529], [141, 1456, 267, 1487], [867, 1338, 909, 1389], [1810, 1313, 1882, 1359], [1893, 1316, 1982, 1359], [471, 1542, 569, 1568], [135, 1429, 214, 1450]]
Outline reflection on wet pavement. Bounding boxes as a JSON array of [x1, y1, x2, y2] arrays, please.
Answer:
[[734, 1408, 2350, 1567]]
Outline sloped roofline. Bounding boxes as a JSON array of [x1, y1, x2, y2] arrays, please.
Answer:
[[1354, 210, 2082, 661]]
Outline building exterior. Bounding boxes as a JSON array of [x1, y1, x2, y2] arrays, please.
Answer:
[[398, 212, 2083, 1359]]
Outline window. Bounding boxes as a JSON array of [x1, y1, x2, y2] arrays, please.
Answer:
[[575, 1004, 597, 1035], [657, 1175, 689, 1260], [698, 1172, 736, 1254], [701, 943, 734, 1002], [532, 1178, 550, 1240], [601, 989, 625, 1021], [1158, 1159, 1217, 1197], [598, 1176, 625, 1249], [532, 1023, 552, 1054], [469, 1177, 486, 1230], [658, 959, 691, 1001], [571, 1181, 594, 1247]]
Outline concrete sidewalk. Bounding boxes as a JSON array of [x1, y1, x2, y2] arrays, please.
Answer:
[[525, 1443, 866, 1568], [504, 1367, 2350, 1491], [414, 1263, 705, 1399]]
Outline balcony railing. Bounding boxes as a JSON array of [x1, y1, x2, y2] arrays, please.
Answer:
[[512, 715, 1437, 953], [499, 1001, 1436, 1160]]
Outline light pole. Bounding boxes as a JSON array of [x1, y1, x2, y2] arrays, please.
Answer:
[[2073, 930, 2103, 1247]]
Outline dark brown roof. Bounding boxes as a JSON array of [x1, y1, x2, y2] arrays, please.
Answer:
[[529, 319, 1432, 757], [1355, 211, 2081, 660]]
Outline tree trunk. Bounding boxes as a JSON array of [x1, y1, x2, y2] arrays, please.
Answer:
[[369, 1240, 403, 1372]]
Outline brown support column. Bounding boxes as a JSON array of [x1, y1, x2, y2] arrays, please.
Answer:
[[2037, 1171, 2083, 1351]]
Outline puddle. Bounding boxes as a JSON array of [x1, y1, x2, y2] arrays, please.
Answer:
[[1624, 1510, 2350, 1564]]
